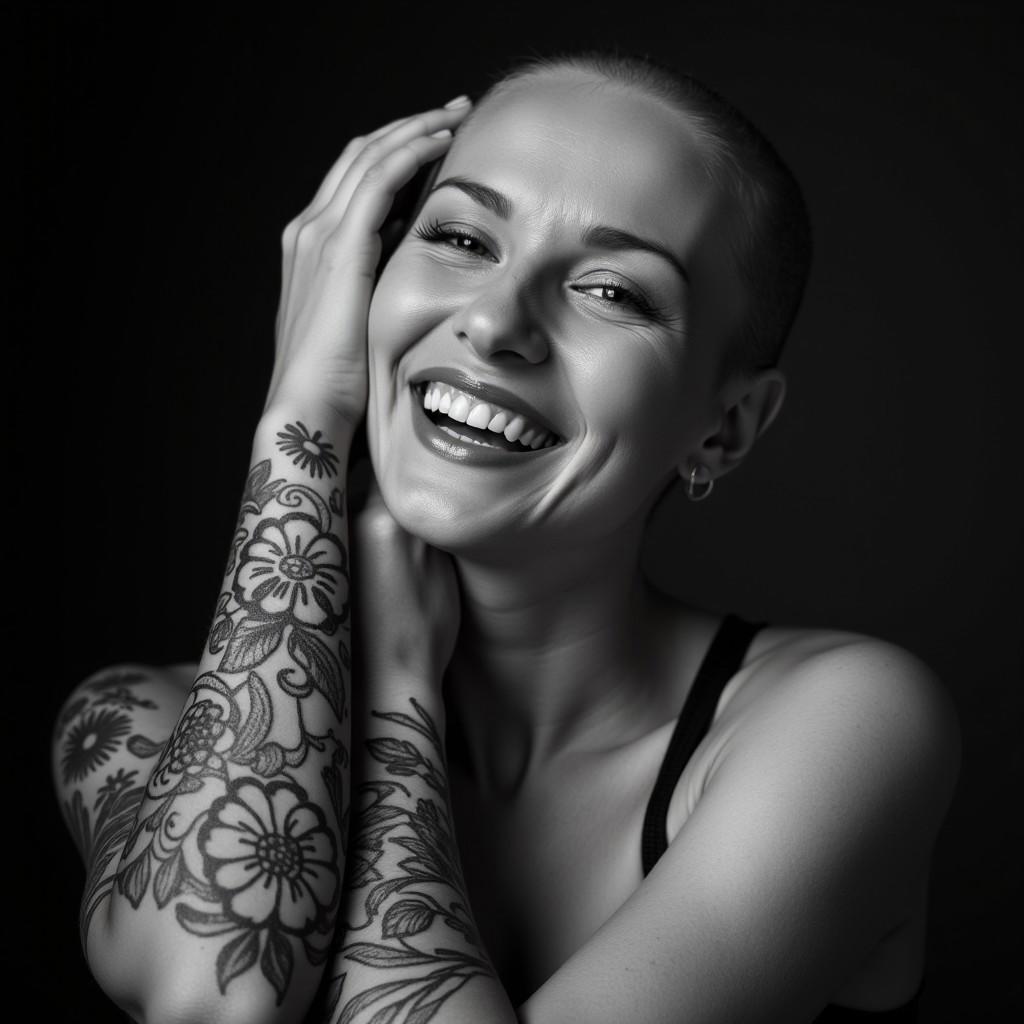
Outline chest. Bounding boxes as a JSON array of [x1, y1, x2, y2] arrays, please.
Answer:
[[449, 740, 673, 1003]]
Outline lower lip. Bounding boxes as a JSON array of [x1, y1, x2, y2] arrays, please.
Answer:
[[409, 387, 556, 466]]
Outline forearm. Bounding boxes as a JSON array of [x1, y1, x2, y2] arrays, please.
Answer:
[[321, 682, 517, 1024], [90, 406, 355, 1024]]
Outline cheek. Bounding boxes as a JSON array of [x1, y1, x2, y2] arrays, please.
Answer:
[[366, 256, 446, 425], [367, 258, 425, 365], [571, 335, 697, 460]]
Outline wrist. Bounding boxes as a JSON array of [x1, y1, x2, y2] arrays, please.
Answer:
[[262, 375, 365, 435], [361, 648, 447, 696], [361, 669, 446, 737], [255, 404, 357, 467]]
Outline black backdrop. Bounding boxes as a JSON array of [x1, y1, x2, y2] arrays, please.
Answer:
[[13, 2, 1022, 1020]]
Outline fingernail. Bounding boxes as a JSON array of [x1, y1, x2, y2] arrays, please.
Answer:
[[444, 95, 472, 108], [430, 128, 453, 138]]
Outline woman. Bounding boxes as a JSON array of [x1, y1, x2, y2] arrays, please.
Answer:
[[52, 52, 960, 1024]]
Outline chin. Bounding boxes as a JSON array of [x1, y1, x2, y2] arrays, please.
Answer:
[[363, 389, 560, 558], [362, 373, 666, 562], [370, 453, 543, 558]]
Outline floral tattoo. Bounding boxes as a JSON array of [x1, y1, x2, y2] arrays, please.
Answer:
[[276, 421, 341, 479], [55, 452, 351, 1008], [314, 699, 493, 1024]]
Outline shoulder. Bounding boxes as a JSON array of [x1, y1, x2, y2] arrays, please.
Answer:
[[707, 624, 961, 859], [524, 623, 960, 1022], [650, 597, 962, 825], [643, 624, 962, 969], [737, 625, 960, 762]]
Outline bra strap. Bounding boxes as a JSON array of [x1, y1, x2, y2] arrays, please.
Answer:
[[640, 614, 765, 876]]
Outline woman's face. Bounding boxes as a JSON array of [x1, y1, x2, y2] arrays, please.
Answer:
[[366, 72, 745, 556]]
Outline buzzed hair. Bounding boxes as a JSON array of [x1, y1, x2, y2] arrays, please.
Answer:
[[468, 50, 813, 379]]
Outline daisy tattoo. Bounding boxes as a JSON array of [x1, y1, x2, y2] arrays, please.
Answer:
[[275, 421, 340, 479]]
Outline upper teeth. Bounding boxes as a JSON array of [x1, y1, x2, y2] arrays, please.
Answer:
[[422, 382, 557, 450]]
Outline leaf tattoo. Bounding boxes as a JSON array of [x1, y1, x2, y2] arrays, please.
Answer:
[[320, 698, 493, 1024]]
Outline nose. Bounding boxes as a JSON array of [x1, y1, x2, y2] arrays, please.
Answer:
[[450, 275, 550, 365]]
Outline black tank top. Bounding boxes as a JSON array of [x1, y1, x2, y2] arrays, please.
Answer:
[[640, 614, 921, 1023]]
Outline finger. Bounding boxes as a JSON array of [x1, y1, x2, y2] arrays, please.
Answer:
[[337, 132, 454, 245], [301, 114, 415, 220], [278, 101, 469, 341], [276, 110, 430, 347], [316, 130, 453, 341], [313, 103, 470, 231], [299, 99, 469, 228], [304, 132, 453, 377]]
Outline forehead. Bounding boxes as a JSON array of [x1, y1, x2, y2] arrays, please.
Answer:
[[444, 72, 728, 254]]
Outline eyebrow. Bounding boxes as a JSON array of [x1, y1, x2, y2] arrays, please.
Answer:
[[582, 225, 690, 285], [430, 177, 690, 285], [430, 177, 513, 219]]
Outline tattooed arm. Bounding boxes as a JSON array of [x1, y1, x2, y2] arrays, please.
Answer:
[[311, 494, 959, 1024], [52, 99, 472, 1024], [324, 690, 516, 1024], [53, 413, 355, 1024], [316, 488, 517, 1024]]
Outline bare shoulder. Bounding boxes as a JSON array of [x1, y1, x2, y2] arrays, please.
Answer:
[[713, 623, 962, 844], [525, 624, 961, 1021], [741, 624, 960, 749]]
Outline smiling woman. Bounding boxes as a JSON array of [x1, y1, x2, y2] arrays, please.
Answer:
[[51, 49, 959, 1024]]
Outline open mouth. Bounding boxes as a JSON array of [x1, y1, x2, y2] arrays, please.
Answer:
[[415, 381, 560, 453]]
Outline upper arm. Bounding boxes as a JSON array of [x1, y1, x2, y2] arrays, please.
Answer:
[[519, 638, 961, 1024], [52, 664, 194, 861], [51, 664, 193, 1003]]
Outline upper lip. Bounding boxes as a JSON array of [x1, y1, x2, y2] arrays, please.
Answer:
[[410, 367, 563, 439]]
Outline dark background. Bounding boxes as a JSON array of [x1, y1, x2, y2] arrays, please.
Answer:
[[13, 1, 1022, 1019]]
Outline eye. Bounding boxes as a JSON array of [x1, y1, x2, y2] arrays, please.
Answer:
[[572, 280, 662, 319], [579, 283, 631, 305], [412, 219, 496, 260]]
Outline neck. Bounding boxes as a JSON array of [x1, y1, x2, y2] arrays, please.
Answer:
[[444, 521, 670, 794]]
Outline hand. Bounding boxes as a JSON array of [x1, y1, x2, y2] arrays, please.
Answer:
[[265, 97, 473, 424], [351, 475, 461, 691]]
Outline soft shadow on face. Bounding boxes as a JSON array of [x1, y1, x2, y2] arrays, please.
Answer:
[[365, 71, 747, 560]]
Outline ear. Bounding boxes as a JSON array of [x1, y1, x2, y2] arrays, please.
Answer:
[[691, 369, 786, 478]]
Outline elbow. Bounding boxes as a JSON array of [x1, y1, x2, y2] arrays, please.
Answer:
[[123, 985, 290, 1024], [85, 908, 320, 1024]]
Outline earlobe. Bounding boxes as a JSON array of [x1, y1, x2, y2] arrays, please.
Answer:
[[689, 369, 787, 478]]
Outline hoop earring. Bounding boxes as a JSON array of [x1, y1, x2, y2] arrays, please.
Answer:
[[686, 463, 714, 502]]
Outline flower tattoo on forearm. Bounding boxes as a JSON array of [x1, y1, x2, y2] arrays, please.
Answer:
[[57, 452, 352, 1007], [276, 421, 341, 479]]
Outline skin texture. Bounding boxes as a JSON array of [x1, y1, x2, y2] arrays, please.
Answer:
[[366, 73, 783, 559], [52, 71, 960, 1024], [51, 98, 475, 1024]]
